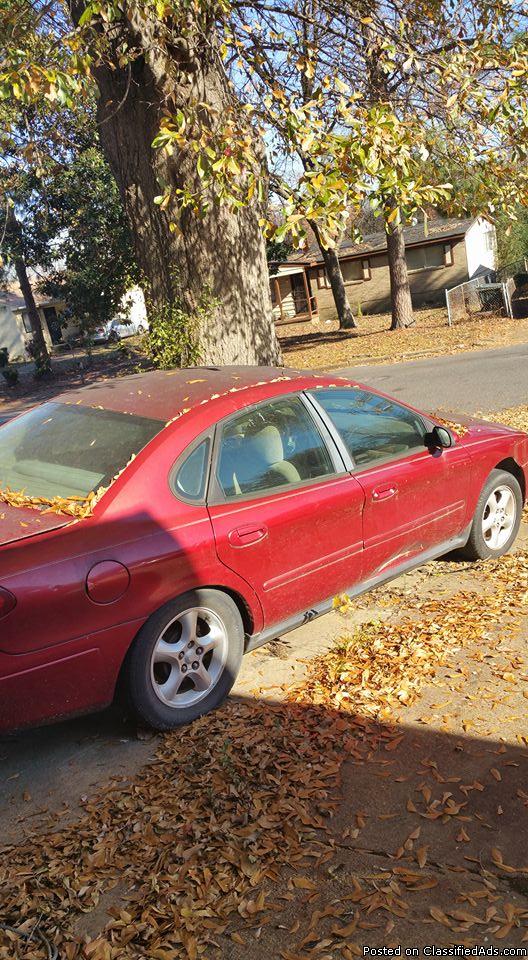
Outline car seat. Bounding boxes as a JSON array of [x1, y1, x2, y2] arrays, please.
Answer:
[[218, 424, 300, 496]]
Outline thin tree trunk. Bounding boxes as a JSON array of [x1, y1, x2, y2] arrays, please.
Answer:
[[309, 222, 357, 329], [71, 6, 281, 367], [7, 209, 50, 371], [386, 222, 414, 330]]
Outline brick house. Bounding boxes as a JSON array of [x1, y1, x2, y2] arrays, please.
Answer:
[[269, 216, 497, 324]]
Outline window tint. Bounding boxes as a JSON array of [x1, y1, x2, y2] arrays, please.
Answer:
[[0, 401, 162, 500], [174, 439, 210, 500], [312, 388, 426, 468], [217, 396, 334, 498]]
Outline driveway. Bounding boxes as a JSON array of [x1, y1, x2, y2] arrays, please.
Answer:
[[338, 342, 528, 413]]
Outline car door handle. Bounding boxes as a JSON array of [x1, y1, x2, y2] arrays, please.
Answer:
[[228, 524, 269, 547], [372, 484, 398, 502]]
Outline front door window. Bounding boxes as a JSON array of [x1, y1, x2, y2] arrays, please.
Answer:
[[310, 388, 427, 468]]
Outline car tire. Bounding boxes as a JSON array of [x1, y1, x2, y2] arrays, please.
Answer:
[[137, 325, 147, 335], [459, 468, 523, 561], [109, 330, 119, 344], [126, 589, 244, 730]]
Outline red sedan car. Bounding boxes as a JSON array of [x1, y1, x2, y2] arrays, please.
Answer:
[[0, 367, 526, 732]]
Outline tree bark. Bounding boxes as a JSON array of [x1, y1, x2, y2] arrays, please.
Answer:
[[309, 222, 357, 329], [7, 209, 50, 370], [386, 222, 414, 330], [71, 6, 281, 367]]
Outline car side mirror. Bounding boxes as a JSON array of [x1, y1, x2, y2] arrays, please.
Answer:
[[425, 425, 454, 449]]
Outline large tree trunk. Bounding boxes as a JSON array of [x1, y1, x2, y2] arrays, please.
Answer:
[[309, 222, 357, 329], [7, 209, 50, 371], [386, 222, 414, 330], [72, 6, 280, 367]]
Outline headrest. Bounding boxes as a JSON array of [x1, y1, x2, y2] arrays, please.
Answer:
[[248, 425, 284, 465]]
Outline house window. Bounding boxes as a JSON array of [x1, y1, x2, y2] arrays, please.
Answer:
[[21, 311, 32, 334], [406, 244, 446, 272], [485, 231, 496, 253], [341, 259, 364, 284], [317, 257, 371, 288], [316, 268, 330, 289]]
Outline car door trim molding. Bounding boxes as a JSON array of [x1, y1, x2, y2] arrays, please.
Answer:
[[263, 539, 364, 592], [245, 521, 471, 652], [363, 499, 466, 548]]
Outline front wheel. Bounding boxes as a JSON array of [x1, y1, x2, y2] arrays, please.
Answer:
[[460, 469, 522, 561], [126, 589, 244, 730]]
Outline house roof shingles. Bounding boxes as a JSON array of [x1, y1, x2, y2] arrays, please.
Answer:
[[285, 217, 476, 265], [0, 290, 56, 311]]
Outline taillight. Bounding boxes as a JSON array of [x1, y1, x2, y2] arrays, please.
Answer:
[[0, 587, 16, 618]]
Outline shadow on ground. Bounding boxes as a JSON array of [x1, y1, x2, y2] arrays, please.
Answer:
[[2, 681, 528, 958]]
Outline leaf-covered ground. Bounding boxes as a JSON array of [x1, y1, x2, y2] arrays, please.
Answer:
[[280, 308, 528, 370], [1, 408, 527, 960]]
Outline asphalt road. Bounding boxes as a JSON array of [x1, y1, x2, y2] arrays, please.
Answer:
[[338, 341, 528, 414]]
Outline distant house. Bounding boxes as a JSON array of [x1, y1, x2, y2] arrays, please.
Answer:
[[0, 284, 147, 361], [0, 290, 68, 361], [269, 216, 497, 323]]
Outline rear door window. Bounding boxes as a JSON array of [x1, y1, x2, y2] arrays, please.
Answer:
[[216, 396, 335, 498]]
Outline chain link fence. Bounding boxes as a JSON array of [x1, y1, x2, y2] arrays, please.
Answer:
[[445, 256, 528, 326]]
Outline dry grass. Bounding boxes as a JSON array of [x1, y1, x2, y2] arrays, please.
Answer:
[[279, 307, 528, 370]]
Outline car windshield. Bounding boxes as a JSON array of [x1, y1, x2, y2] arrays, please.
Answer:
[[0, 402, 163, 501]]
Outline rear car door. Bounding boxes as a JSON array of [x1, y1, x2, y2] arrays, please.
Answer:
[[207, 394, 365, 628], [308, 388, 471, 579]]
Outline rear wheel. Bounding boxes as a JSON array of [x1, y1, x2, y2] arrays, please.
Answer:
[[126, 589, 244, 729], [460, 469, 522, 561]]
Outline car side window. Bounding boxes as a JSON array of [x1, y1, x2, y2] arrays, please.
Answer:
[[173, 438, 210, 500], [216, 396, 335, 498], [312, 388, 426, 468]]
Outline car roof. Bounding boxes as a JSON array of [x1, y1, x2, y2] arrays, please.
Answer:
[[54, 366, 342, 421]]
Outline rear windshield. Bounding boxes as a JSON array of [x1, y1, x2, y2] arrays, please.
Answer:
[[0, 402, 163, 501]]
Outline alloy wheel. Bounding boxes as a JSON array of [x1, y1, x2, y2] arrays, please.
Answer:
[[481, 485, 516, 550], [150, 607, 228, 709]]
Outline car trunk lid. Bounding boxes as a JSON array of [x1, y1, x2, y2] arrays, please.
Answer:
[[0, 503, 71, 547]]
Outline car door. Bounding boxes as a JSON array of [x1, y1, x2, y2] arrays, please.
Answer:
[[307, 388, 471, 579], [207, 394, 366, 628]]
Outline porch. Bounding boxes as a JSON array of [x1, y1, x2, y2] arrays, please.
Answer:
[[269, 265, 318, 325]]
